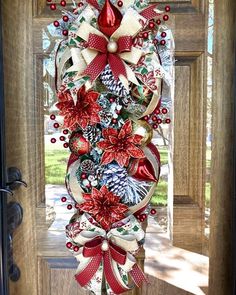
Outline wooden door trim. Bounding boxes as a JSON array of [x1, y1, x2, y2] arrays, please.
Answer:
[[0, 3, 9, 294], [209, 0, 236, 294]]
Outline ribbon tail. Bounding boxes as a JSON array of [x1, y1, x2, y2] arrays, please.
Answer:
[[108, 54, 127, 81], [104, 251, 130, 294], [83, 53, 107, 81], [130, 263, 148, 287], [75, 254, 102, 287]]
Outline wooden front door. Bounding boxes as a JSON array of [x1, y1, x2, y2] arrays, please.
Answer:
[[1, 0, 209, 295]]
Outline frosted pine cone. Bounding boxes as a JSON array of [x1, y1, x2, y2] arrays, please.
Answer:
[[99, 65, 130, 98], [102, 163, 128, 198]]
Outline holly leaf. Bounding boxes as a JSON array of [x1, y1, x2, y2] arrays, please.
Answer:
[[141, 68, 148, 75], [133, 225, 139, 232]]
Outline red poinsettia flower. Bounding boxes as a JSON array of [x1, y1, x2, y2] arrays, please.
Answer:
[[56, 86, 101, 130], [97, 120, 145, 167], [79, 186, 128, 231]]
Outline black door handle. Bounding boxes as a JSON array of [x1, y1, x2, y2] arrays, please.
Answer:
[[0, 188, 13, 196], [6, 167, 27, 190], [7, 202, 23, 282]]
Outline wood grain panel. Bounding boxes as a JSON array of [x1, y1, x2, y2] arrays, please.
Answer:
[[142, 275, 193, 295], [38, 257, 90, 295], [188, 53, 206, 207], [38, 257, 194, 295], [174, 65, 190, 196], [174, 54, 206, 205]]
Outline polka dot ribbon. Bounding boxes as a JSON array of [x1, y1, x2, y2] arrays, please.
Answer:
[[140, 4, 161, 20], [75, 236, 147, 294], [83, 33, 133, 81]]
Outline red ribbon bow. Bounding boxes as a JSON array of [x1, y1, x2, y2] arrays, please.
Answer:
[[75, 236, 147, 294], [83, 33, 133, 81]]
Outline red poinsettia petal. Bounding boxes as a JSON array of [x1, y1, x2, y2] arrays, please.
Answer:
[[106, 192, 120, 204], [129, 134, 143, 145], [78, 117, 89, 129], [90, 113, 101, 125], [91, 187, 102, 200], [82, 193, 92, 201], [87, 90, 99, 101], [122, 120, 132, 136], [115, 151, 130, 167], [102, 128, 118, 139], [96, 215, 111, 231], [118, 128, 126, 140], [127, 143, 145, 158], [109, 136, 119, 145], [111, 203, 128, 213], [101, 151, 115, 165], [100, 185, 109, 196], [97, 140, 113, 150], [124, 155, 130, 167], [79, 201, 95, 212]]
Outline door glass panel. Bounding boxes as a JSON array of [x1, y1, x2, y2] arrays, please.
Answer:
[[43, 24, 73, 230]]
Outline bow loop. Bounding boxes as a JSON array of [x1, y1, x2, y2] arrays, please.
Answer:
[[107, 53, 127, 80], [87, 33, 108, 53], [109, 241, 127, 265], [83, 236, 103, 257], [117, 36, 133, 53]]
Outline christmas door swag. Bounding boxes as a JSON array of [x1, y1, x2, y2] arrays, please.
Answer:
[[49, 0, 174, 294]]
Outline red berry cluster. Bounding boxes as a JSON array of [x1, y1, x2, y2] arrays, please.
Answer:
[[154, 6, 171, 46], [50, 114, 69, 148], [137, 208, 157, 223], [143, 107, 171, 130], [61, 196, 81, 212], [66, 241, 80, 252]]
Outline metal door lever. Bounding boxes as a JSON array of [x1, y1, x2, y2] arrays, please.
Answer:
[[7, 180, 27, 188], [7, 202, 23, 282], [7, 167, 27, 190], [0, 188, 13, 196]]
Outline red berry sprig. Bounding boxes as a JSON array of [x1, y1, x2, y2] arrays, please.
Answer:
[[143, 107, 171, 130]]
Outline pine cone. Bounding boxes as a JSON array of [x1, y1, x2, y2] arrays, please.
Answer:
[[83, 126, 101, 145], [102, 164, 128, 198], [80, 159, 95, 173], [99, 65, 130, 98]]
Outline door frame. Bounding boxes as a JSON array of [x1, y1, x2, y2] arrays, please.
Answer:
[[0, 2, 9, 294]]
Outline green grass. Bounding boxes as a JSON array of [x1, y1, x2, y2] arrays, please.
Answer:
[[159, 146, 168, 165], [150, 146, 168, 206], [151, 180, 168, 206], [45, 149, 69, 185]]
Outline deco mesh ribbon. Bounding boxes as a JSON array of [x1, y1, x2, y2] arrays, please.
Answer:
[[49, 0, 174, 294]]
